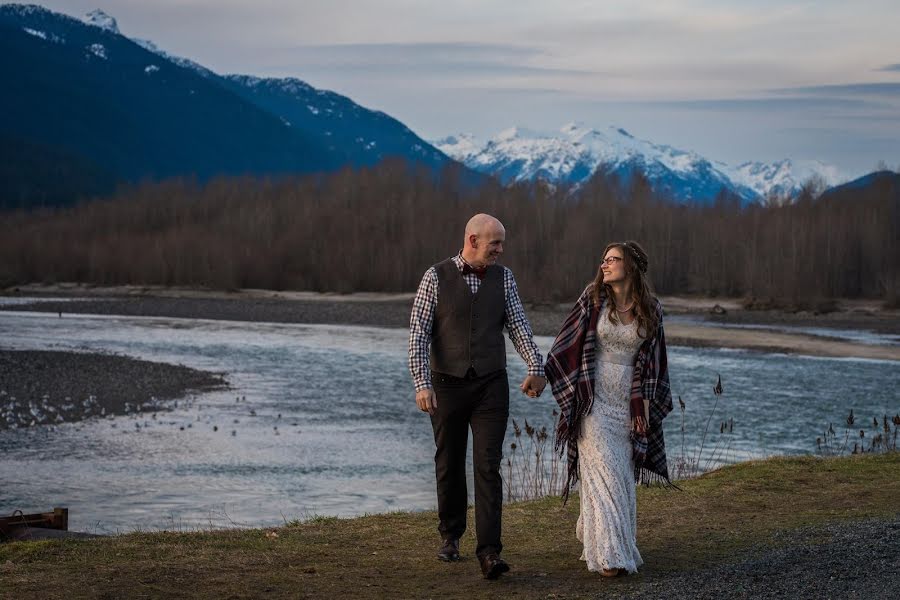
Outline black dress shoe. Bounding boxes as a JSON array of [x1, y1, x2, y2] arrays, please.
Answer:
[[437, 538, 460, 562], [479, 553, 510, 579]]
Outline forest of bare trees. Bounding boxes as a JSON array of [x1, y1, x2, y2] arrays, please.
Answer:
[[0, 160, 897, 305]]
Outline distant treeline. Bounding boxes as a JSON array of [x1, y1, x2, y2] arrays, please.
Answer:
[[1, 160, 897, 304]]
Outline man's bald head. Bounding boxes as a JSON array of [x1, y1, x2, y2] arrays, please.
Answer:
[[465, 213, 505, 240], [461, 213, 506, 267]]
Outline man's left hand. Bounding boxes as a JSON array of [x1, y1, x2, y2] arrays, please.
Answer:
[[520, 375, 547, 398]]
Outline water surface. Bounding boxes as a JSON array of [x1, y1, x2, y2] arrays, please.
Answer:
[[1, 310, 896, 532]]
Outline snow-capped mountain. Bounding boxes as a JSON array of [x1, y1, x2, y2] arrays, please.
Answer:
[[220, 74, 449, 167], [433, 133, 483, 163], [0, 3, 470, 208], [93, 10, 449, 168], [132, 37, 216, 78], [82, 8, 118, 34], [436, 124, 841, 204], [1, 3, 345, 178], [726, 159, 842, 200]]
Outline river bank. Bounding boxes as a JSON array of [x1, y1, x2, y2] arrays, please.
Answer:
[[2, 453, 897, 599], [0, 350, 227, 430], [3, 284, 898, 361], [1, 285, 896, 433]]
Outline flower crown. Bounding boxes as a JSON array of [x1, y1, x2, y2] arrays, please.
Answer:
[[620, 242, 648, 274]]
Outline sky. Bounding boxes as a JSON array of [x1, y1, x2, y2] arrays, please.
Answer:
[[37, 0, 900, 177]]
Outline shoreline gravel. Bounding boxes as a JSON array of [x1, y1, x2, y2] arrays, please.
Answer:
[[0, 349, 227, 430], [3, 287, 896, 333], [631, 515, 900, 599], [2, 292, 897, 358]]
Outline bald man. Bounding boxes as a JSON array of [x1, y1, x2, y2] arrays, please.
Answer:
[[409, 213, 546, 579]]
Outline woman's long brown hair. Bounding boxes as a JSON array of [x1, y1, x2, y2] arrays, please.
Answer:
[[590, 240, 660, 340]]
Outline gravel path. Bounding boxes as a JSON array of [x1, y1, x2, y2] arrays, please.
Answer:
[[632, 516, 900, 599], [0, 349, 227, 430]]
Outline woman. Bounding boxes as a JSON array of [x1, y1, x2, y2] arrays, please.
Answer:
[[545, 241, 673, 576]]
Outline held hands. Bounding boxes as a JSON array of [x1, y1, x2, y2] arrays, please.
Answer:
[[520, 375, 547, 398], [418, 376, 546, 415], [416, 388, 438, 415]]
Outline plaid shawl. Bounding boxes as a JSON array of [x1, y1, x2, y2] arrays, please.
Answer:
[[545, 284, 674, 501]]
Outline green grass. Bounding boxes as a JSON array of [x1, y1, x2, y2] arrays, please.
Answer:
[[2, 454, 898, 599]]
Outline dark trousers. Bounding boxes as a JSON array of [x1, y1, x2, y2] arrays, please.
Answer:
[[430, 368, 509, 558]]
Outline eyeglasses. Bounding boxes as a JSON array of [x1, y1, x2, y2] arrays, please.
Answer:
[[600, 256, 623, 266]]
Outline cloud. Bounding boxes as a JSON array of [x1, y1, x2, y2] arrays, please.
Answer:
[[518, 17, 687, 47], [772, 83, 900, 97], [447, 86, 569, 95], [271, 42, 600, 77], [834, 113, 900, 122], [287, 42, 542, 64], [876, 63, 900, 72], [637, 97, 878, 112], [774, 127, 900, 155]]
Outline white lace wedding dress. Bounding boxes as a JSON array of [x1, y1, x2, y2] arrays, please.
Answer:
[[575, 313, 644, 573]]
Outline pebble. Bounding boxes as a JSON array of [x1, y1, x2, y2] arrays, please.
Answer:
[[628, 516, 900, 599]]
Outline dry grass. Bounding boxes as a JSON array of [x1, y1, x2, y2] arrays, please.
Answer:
[[1, 453, 898, 599]]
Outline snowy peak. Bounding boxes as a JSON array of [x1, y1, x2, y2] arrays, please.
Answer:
[[133, 37, 216, 77], [443, 126, 599, 184], [436, 124, 842, 204], [553, 124, 706, 174], [436, 124, 741, 202], [228, 75, 315, 95], [2, 1, 470, 197], [728, 159, 842, 199], [2, 4, 54, 18], [432, 133, 481, 161], [560, 121, 584, 136], [82, 9, 118, 34]]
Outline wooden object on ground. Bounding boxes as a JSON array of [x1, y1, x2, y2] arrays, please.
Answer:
[[0, 507, 68, 537]]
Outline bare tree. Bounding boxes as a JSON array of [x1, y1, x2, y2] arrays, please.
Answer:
[[0, 163, 896, 304]]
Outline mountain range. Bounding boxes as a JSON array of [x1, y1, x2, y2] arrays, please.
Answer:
[[0, 3, 873, 210], [435, 125, 843, 204], [0, 4, 459, 208]]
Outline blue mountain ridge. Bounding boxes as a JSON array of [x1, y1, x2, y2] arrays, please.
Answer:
[[1, 4, 886, 210], [436, 126, 784, 206], [0, 5, 341, 177], [818, 170, 899, 201], [0, 3, 467, 208]]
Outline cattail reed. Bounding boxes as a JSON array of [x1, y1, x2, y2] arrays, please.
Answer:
[[816, 409, 898, 456]]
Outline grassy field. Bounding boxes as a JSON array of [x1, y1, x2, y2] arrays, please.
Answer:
[[2, 453, 898, 599]]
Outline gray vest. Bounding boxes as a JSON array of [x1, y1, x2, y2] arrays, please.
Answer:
[[430, 258, 507, 378]]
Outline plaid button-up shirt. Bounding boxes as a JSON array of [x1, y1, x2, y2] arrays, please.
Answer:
[[408, 253, 545, 391]]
